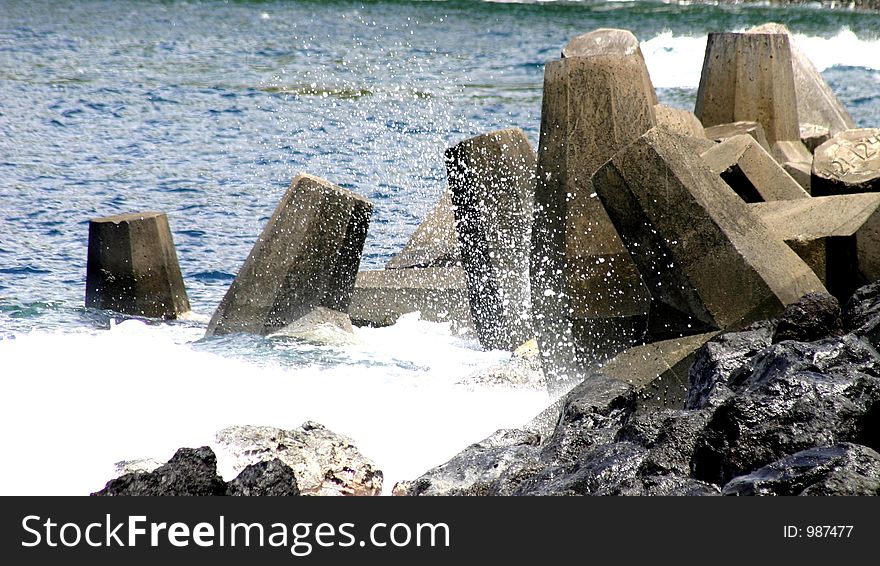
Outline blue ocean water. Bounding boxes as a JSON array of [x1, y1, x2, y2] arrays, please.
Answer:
[[0, 0, 879, 494]]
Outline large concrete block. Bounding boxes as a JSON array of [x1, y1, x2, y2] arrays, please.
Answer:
[[86, 211, 190, 319], [749, 23, 856, 136], [654, 104, 706, 139], [783, 161, 812, 193], [385, 189, 461, 269], [532, 52, 656, 381], [750, 193, 880, 300], [206, 173, 372, 337], [801, 123, 832, 154], [562, 28, 658, 106], [599, 332, 718, 410], [695, 32, 800, 146], [348, 267, 472, 330], [700, 134, 809, 202], [812, 128, 880, 197], [704, 121, 771, 154], [593, 127, 826, 333], [446, 128, 536, 351]]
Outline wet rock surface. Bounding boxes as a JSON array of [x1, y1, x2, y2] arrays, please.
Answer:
[[405, 283, 880, 496]]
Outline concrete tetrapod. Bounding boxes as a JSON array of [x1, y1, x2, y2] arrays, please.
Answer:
[[446, 128, 536, 351], [812, 128, 880, 197], [593, 127, 826, 335], [206, 173, 372, 337], [750, 193, 880, 301], [86, 211, 190, 319], [531, 51, 656, 385]]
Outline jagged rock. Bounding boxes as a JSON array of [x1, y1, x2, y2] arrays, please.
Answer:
[[225, 459, 300, 496], [685, 322, 775, 410], [406, 429, 543, 496], [844, 281, 880, 349], [617, 409, 714, 477], [93, 447, 227, 496], [214, 422, 383, 496], [722, 443, 880, 496], [772, 292, 843, 343], [691, 335, 880, 485]]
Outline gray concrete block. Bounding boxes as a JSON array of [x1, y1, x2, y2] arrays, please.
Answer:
[[750, 193, 880, 300], [749, 23, 856, 136], [206, 173, 372, 337], [654, 104, 706, 139], [348, 267, 473, 330], [86, 211, 190, 319], [783, 161, 812, 193], [812, 128, 880, 197], [695, 32, 800, 145], [531, 53, 656, 382], [704, 121, 771, 154], [772, 140, 812, 166], [385, 189, 461, 269], [446, 128, 536, 351], [599, 332, 718, 410], [593, 127, 826, 333], [562, 27, 658, 106], [700, 134, 809, 202]]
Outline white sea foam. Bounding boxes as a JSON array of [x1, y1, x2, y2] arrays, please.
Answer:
[[0, 315, 550, 495], [641, 28, 880, 90]]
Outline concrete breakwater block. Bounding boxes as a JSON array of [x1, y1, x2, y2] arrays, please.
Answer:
[[561, 28, 658, 106], [695, 32, 800, 146], [700, 134, 809, 202], [748, 23, 856, 137], [206, 173, 372, 337], [446, 128, 536, 351], [531, 50, 656, 380], [348, 267, 473, 330], [654, 104, 706, 139], [385, 189, 461, 270], [86, 211, 190, 319], [593, 127, 826, 334], [750, 193, 880, 301], [801, 123, 832, 154], [704, 121, 771, 154], [811, 128, 880, 197], [598, 331, 719, 411]]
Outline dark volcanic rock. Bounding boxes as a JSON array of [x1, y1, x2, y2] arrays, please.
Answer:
[[93, 447, 227, 496], [406, 429, 542, 496], [686, 321, 774, 410], [692, 336, 880, 485], [772, 292, 842, 344], [618, 409, 714, 477], [845, 281, 880, 349], [722, 443, 880, 496], [226, 459, 300, 496]]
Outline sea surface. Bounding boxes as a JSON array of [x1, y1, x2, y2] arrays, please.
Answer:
[[1, 0, 879, 494]]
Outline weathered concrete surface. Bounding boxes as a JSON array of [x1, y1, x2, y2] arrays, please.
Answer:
[[695, 32, 800, 145], [593, 127, 826, 335], [562, 28, 658, 106], [749, 193, 880, 300], [704, 121, 771, 154], [598, 332, 718, 410], [386, 189, 461, 269], [214, 422, 383, 496], [86, 211, 190, 319], [700, 134, 809, 202], [654, 104, 706, 139], [348, 267, 473, 330], [783, 160, 812, 193], [206, 174, 372, 337], [771, 139, 812, 166], [801, 123, 832, 154], [748, 22, 856, 137], [531, 53, 655, 383], [446, 128, 536, 351], [812, 128, 880, 197]]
